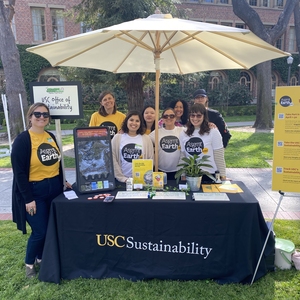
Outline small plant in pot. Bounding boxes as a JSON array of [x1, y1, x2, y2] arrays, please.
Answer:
[[175, 154, 215, 191]]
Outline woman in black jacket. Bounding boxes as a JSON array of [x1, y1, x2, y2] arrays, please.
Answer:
[[11, 102, 72, 278]]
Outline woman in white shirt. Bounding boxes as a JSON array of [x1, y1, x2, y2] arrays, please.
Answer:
[[150, 108, 183, 181], [111, 111, 154, 183], [179, 103, 226, 183]]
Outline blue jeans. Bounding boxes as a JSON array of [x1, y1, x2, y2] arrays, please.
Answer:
[[25, 175, 62, 265]]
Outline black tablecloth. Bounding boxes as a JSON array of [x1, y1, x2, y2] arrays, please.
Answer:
[[39, 181, 274, 284]]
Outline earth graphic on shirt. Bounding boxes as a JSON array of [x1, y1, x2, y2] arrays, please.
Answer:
[[160, 135, 180, 153], [100, 121, 117, 138], [185, 137, 204, 156], [121, 143, 142, 162], [37, 143, 60, 166]]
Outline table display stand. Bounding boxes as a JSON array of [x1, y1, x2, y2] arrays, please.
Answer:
[[251, 190, 300, 285]]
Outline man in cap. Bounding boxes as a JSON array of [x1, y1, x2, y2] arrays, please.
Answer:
[[193, 89, 231, 148]]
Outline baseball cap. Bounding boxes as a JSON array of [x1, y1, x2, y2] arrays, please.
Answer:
[[193, 89, 207, 98]]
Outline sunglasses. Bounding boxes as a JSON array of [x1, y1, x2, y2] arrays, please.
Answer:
[[162, 114, 175, 119], [190, 113, 203, 119], [32, 112, 50, 118]]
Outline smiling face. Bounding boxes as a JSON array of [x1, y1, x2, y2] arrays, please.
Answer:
[[189, 111, 204, 128], [127, 114, 141, 135], [174, 101, 184, 120], [162, 109, 176, 129], [100, 93, 115, 113], [143, 107, 155, 124], [29, 106, 50, 130]]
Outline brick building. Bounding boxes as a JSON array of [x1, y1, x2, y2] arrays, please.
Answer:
[[179, 0, 298, 100]]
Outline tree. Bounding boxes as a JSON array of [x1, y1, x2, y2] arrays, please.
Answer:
[[233, 0, 297, 129], [294, 1, 300, 58], [69, 0, 183, 112], [232, 0, 298, 129], [0, 0, 27, 137]]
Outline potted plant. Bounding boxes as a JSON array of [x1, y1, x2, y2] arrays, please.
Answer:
[[175, 154, 215, 191]]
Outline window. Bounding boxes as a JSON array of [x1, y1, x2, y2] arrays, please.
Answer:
[[236, 24, 245, 29], [276, 0, 283, 7], [31, 7, 46, 42], [262, 0, 269, 7], [220, 0, 229, 3], [239, 72, 252, 91], [275, 35, 283, 50], [51, 9, 65, 40], [221, 22, 232, 27], [249, 0, 257, 6], [204, 0, 214, 3], [288, 27, 296, 52]]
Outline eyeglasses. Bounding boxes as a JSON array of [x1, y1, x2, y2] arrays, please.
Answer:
[[162, 114, 175, 119], [32, 112, 50, 118], [190, 113, 203, 119]]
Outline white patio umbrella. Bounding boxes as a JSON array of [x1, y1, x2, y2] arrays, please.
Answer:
[[27, 13, 289, 169]]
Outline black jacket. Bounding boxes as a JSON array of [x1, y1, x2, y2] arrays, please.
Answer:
[[11, 130, 63, 234], [207, 108, 231, 148]]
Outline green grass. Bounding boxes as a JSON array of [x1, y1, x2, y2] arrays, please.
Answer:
[[1, 220, 299, 299]]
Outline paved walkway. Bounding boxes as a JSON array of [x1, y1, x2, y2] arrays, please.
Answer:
[[1, 123, 299, 221]]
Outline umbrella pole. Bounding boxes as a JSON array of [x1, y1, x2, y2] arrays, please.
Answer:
[[154, 57, 160, 172]]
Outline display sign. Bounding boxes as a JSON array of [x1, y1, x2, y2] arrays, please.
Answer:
[[132, 159, 153, 187], [272, 86, 300, 193], [73, 127, 115, 193], [29, 81, 83, 119]]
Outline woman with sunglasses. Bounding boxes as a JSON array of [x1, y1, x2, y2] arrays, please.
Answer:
[[11, 102, 72, 278], [150, 108, 183, 181], [179, 103, 226, 183], [89, 91, 126, 138], [158, 99, 188, 128], [111, 111, 154, 183]]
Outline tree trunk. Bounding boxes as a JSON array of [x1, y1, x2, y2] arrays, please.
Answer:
[[254, 62, 273, 129], [232, 0, 297, 129], [294, 2, 300, 60], [126, 73, 144, 112], [0, 1, 28, 138]]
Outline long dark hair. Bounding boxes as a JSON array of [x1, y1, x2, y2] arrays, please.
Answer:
[[121, 111, 145, 135], [98, 91, 117, 116], [168, 99, 189, 125], [185, 103, 210, 136], [142, 105, 155, 132]]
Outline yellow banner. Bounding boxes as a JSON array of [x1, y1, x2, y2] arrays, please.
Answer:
[[272, 86, 300, 192]]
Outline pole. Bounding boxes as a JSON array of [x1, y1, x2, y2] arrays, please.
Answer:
[[287, 65, 291, 86], [298, 64, 300, 85], [19, 93, 26, 131], [1, 94, 12, 153]]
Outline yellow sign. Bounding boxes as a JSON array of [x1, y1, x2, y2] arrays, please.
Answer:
[[272, 86, 300, 193], [152, 172, 164, 189], [132, 159, 153, 186]]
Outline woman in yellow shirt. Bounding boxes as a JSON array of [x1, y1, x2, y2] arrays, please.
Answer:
[[89, 91, 126, 138]]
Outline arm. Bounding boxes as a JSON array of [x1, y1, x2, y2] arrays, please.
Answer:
[[111, 134, 128, 183], [11, 132, 33, 204], [213, 148, 226, 178], [208, 110, 231, 148]]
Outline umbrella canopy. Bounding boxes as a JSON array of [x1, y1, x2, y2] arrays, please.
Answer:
[[27, 13, 289, 170], [27, 13, 289, 74]]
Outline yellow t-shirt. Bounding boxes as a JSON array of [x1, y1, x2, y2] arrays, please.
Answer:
[[89, 111, 126, 138], [29, 131, 60, 182]]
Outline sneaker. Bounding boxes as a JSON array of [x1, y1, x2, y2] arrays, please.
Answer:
[[26, 266, 36, 278]]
